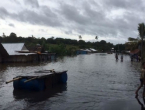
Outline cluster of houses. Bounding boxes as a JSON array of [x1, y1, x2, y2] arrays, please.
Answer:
[[76, 48, 97, 54], [0, 42, 99, 63], [0, 43, 55, 63]]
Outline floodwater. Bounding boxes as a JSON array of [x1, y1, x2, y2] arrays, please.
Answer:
[[0, 53, 144, 110]]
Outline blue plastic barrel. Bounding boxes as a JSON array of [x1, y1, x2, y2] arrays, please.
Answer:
[[13, 79, 20, 89], [13, 78, 45, 91], [60, 73, 67, 83]]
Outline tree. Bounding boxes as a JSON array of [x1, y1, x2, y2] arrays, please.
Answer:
[[79, 35, 82, 40], [127, 37, 139, 51], [138, 23, 145, 62], [128, 37, 138, 42], [100, 40, 106, 44], [47, 37, 55, 44], [2, 33, 6, 37], [95, 36, 98, 41], [9, 32, 17, 38]]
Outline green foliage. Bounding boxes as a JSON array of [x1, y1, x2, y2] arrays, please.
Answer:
[[66, 47, 77, 55], [138, 23, 145, 38], [49, 44, 67, 56], [138, 23, 145, 62], [10, 32, 17, 38], [0, 32, 123, 56], [114, 44, 125, 52], [126, 37, 140, 51], [78, 40, 85, 45], [128, 37, 138, 42]]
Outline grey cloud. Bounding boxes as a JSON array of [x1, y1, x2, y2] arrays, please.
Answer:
[[58, 2, 120, 33], [58, 0, 145, 41], [1, 0, 145, 44], [24, 0, 39, 8], [12, 0, 20, 4], [39, 29, 45, 32], [8, 23, 15, 27], [83, 1, 104, 19], [105, 0, 129, 9], [40, 6, 57, 18], [58, 2, 122, 37], [39, 29, 48, 32], [18, 10, 62, 26], [103, 0, 144, 12], [64, 30, 73, 35], [59, 3, 89, 25], [0, 7, 9, 19], [0, 6, 62, 27]]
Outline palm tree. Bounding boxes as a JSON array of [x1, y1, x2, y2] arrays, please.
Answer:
[[138, 23, 145, 62], [128, 37, 138, 42], [2, 33, 6, 37], [95, 36, 98, 41], [79, 35, 82, 40], [127, 37, 139, 51]]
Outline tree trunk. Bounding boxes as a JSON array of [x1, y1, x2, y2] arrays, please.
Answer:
[[141, 37, 143, 63]]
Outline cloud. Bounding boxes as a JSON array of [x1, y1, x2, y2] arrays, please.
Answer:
[[59, 4, 89, 25], [56, 0, 145, 41], [39, 29, 48, 32], [8, 23, 15, 27], [24, 0, 39, 8], [57, 2, 120, 38], [0, 6, 62, 27], [0, 0, 145, 44], [0, 7, 9, 19], [104, 0, 143, 11], [12, 0, 20, 4]]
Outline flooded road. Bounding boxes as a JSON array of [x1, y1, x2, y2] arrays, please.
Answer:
[[0, 53, 143, 110]]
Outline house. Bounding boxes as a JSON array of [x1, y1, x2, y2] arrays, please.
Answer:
[[0, 43, 55, 63], [89, 48, 98, 53], [76, 49, 88, 54], [130, 49, 141, 61], [111, 48, 114, 52], [76, 48, 98, 54]]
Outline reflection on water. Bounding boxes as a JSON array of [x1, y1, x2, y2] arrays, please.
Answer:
[[0, 53, 144, 110], [136, 97, 145, 110], [13, 84, 67, 103]]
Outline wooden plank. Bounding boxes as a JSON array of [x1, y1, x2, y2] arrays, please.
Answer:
[[6, 77, 22, 84]]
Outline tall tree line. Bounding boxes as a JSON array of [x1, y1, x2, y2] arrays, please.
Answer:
[[0, 32, 124, 52]]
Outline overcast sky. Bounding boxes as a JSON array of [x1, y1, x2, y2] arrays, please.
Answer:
[[0, 0, 144, 44]]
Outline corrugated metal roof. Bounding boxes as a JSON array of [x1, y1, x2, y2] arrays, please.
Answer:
[[130, 49, 140, 54], [0, 43, 9, 57], [2, 43, 30, 55], [90, 48, 97, 51], [85, 49, 91, 52]]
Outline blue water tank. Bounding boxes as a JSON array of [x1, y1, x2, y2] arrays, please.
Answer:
[[60, 73, 67, 83], [13, 79, 20, 89], [13, 78, 45, 91]]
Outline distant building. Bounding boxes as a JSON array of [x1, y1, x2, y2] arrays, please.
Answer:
[[111, 48, 114, 52], [130, 49, 140, 55], [0, 43, 55, 63], [76, 49, 88, 54], [89, 48, 97, 53], [130, 49, 141, 61], [76, 48, 97, 54]]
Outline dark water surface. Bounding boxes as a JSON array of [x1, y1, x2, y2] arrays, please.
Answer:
[[0, 53, 144, 110]]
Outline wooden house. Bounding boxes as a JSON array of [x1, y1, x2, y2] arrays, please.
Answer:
[[0, 43, 55, 63]]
